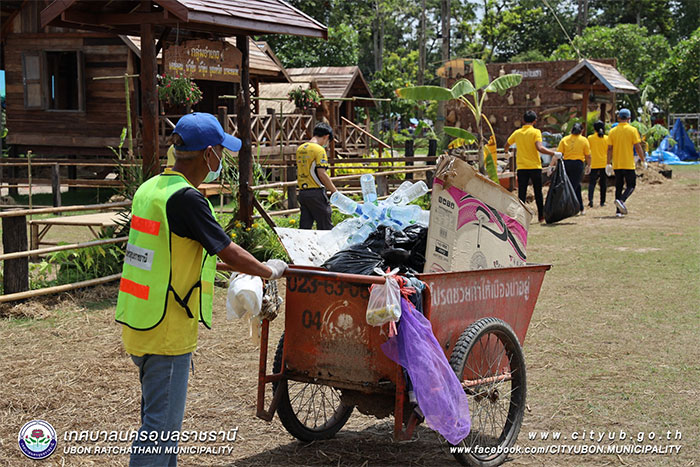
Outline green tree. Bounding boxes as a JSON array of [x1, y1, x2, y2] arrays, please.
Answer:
[[262, 23, 359, 68], [453, 0, 576, 62], [645, 27, 700, 113], [370, 50, 429, 123], [588, 0, 674, 37], [551, 24, 671, 86], [669, 0, 700, 44]]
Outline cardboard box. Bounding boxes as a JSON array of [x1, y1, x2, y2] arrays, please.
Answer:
[[424, 156, 533, 272]]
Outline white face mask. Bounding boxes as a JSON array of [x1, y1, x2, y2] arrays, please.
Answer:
[[203, 149, 222, 183]]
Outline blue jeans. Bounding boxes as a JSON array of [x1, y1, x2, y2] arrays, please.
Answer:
[[130, 353, 191, 467]]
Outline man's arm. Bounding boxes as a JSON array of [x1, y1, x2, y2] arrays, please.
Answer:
[[217, 242, 273, 278], [607, 145, 613, 165], [535, 141, 556, 156], [634, 142, 646, 163], [316, 167, 337, 193]]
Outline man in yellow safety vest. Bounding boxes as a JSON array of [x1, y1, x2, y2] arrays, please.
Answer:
[[115, 112, 286, 466]]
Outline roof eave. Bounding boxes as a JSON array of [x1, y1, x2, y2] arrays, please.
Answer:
[[187, 11, 326, 39]]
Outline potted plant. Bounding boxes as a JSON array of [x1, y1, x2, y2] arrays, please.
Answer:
[[157, 74, 203, 113], [287, 86, 321, 112]]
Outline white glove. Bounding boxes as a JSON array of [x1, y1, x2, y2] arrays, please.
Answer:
[[643, 160, 649, 170], [584, 165, 591, 175], [605, 164, 613, 177], [553, 151, 563, 159], [264, 259, 287, 280]]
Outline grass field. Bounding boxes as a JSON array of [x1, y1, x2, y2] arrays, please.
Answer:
[[0, 165, 698, 466]]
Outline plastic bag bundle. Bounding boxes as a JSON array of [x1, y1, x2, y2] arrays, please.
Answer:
[[544, 158, 580, 224], [226, 273, 263, 320], [366, 268, 401, 326], [381, 298, 471, 445]]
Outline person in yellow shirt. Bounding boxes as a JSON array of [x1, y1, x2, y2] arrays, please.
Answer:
[[116, 113, 287, 466], [607, 108, 646, 217], [587, 120, 609, 207], [557, 122, 590, 214], [506, 110, 560, 223], [296, 122, 338, 229]]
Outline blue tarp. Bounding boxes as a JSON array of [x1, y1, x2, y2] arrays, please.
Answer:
[[649, 136, 700, 165], [669, 118, 699, 161]]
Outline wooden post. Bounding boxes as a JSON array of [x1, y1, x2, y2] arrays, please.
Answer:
[[140, 21, 159, 178], [2, 216, 29, 294], [329, 101, 337, 177], [365, 112, 371, 152], [235, 35, 254, 226], [218, 106, 229, 133], [426, 138, 438, 188], [286, 164, 297, 209], [310, 108, 317, 134], [51, 163, 61, 208], [267, 108, 277, 145], [405, 140, 414, 180], [341, 119, 348, 152], [376, 175, 389, 197], [581, 89, 589, 137], [8, 164, 18, 198]]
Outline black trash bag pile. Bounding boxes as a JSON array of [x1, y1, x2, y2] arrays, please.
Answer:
[[322, 224, 428, 276], [544, 159, 580, 224]]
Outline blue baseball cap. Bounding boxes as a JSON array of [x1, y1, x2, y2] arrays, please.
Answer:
[[618, 108, 631, 119], [173, 113, 242, 152]]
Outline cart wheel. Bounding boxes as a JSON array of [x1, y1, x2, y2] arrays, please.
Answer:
[[448, 318, 526, 467], [272, 334, 354, 442]]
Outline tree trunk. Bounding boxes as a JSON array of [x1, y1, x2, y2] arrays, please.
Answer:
[[577, 0, 589, 35], [435, 0, 450, 142], [373, 1, 384, 72], [418, 0, 426, 86]]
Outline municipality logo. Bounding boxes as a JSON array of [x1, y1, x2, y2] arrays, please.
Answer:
[[18, 420, 57, 460]]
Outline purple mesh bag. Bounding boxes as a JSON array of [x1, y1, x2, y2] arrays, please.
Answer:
[[381, 298, 471, 445]]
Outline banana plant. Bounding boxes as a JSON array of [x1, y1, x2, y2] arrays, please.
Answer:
[[396, 59, 522, 182]]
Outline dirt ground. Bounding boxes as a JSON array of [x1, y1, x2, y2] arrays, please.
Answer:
[[1, 165, 698, 466]]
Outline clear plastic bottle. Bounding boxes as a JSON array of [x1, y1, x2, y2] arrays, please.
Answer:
[[400, 180, 429, 205], [346, 222, 376, 245], [385, 205, 424, 227], [360, 173, 378, 205], [323, 217, 363, 249], [384, 181, 414, 206], [417, 209, 430, 226], [330, 191, 362, 216]]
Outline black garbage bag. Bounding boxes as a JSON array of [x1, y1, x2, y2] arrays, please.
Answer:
[[323, 225, 429, 275], [380, 224, 428, 273], [321, 245, 384, 276], [544, 159, 580, 224]]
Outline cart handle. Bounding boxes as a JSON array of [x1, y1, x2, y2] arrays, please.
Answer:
[[216, 263, 386, 285]]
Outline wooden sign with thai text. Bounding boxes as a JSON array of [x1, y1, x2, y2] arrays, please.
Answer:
[[164, 39, 241, 83]]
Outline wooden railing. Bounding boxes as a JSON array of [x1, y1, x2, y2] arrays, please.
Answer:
[[155, 112, 378, 154]]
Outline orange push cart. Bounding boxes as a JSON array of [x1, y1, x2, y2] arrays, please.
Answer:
[[256, 264, 550, 466]]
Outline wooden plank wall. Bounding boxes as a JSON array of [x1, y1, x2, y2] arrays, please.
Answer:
[[4, 32, 131, 156]]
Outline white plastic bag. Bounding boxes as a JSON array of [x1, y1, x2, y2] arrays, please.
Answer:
[[366, 268, 401, 326], [226, 273, 263, 320]]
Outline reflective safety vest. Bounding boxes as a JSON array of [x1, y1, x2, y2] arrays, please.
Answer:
[[115, 172, 216, 330]]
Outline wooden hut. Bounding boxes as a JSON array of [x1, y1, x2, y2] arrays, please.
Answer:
[[552, 59, 639, 135], [286, 66, 376, 122], [3, 0, 326, 223]]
